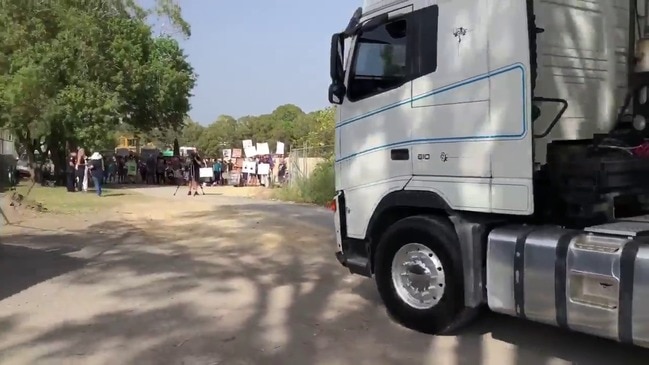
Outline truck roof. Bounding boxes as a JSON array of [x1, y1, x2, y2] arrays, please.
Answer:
[[362, 0, 408, 16]]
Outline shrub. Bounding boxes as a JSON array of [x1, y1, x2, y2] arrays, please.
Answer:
[[275, 157, 334, 205]]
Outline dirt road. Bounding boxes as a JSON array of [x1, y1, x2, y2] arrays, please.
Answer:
[[1, 186, 649, 365]]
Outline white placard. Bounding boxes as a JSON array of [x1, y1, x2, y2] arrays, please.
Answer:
[[244, 146, 257, 157], [257, 163, 270, 175], [199, 167, 213, 178], [222, 149, 231, 159], [256, 142, 270, 155], [242, 139, 253, 149], [275, 142, 285, 155], [243, 161, 256, 174]]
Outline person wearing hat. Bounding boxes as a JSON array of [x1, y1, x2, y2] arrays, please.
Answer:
[[88, 151, 105, 196]]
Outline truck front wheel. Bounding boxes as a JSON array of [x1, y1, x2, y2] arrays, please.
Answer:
[[374, 215, 464, 334]]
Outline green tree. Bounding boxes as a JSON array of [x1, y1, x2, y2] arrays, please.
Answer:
[[0, 0, 195, 178], [178, 119, 205, 146], [197, 115, 238, 157], [305, 107, 335, 148]]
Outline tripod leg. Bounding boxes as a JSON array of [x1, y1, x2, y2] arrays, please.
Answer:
[[173, 178, 181, 196], [0, 206, 9, 225]]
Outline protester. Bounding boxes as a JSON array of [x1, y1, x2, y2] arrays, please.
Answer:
[[267, 155, 275, 186], [117, 156, 125, 183], [146, 154, 156, 184], [278, 158, 287, 184], [107, 156, 116, 183], [187, 151, 202, 196], [76, 148, 88, 192], [103, 156, 109, 184], [66, 152, 77, 192], [156, 154, 166, 184], [139, 158, 147, 183], [88, 151, 104, 196], [126, 155, 137, 183], [212, 158, 222, 186]]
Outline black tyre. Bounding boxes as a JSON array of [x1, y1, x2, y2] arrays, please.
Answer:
[[374, 215, 464, 334]]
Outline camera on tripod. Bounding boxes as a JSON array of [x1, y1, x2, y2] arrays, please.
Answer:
[[173, 150, 206, 196], [189, 151, 202, 165]]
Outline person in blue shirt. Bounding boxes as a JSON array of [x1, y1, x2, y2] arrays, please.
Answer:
[[213, 158, 223, 185]]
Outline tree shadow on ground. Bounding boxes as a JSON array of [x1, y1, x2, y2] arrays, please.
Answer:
[[100, 192, 128, 197], [180, 202, 333, 232], [0, 314, 22, 343], [1, 209, 649, 365], [0, 243, 86, 301]]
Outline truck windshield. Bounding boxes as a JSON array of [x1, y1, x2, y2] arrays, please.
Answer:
[[347, 19, 408, 101]]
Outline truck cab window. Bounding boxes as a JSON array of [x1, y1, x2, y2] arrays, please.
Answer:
[[347, 18, 408, 101]]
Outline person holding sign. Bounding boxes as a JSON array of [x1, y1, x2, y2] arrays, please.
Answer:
[[257, 161, 270, 187], [126, 156, 137, 183]]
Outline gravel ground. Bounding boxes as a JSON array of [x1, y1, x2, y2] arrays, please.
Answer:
[[1, 185, 648, 365]]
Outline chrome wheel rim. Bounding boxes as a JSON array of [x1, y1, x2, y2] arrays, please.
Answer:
[[391, 242, 446, 310]]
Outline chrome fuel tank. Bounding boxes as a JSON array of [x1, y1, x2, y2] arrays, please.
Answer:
[[486, 220, 649, 347]]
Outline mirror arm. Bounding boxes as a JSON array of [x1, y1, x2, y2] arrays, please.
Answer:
[[329, 34, 339, 81], [328, 81, 346, 105], [329, 33, 346, 84]]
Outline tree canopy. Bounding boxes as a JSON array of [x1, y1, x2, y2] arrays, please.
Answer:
[[0, 0, 334, 179], [0, 0, 196, 174], [155, 105, 335, 158]]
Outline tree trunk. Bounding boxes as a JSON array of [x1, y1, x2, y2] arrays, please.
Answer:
[[49, 146, 66, 186], [22, 139, 38, 183], [45, 127, 69, 186]]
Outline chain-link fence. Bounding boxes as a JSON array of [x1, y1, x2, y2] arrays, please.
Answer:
[[287, 144, 334, 187]]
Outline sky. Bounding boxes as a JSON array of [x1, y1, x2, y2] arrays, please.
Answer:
[[165, 0, 359, 125]]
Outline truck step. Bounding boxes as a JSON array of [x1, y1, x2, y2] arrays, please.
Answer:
[[585, 217, 649, 237]]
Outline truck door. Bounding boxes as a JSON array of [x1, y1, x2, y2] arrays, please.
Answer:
[[337, 5, 414, 190], [410, 0, 491, 178]]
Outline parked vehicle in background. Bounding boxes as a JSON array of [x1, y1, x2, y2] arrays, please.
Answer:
[[179, 146, 197, 157], [15, 157, 30, 179]]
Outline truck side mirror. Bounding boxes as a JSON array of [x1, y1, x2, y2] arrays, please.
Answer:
[[330, 33, 345, 83], [329, 32, 347, 105], [328, 83, 346, 105]]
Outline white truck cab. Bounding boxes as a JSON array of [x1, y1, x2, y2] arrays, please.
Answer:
[[330, 0, 649, 348], [179, 146, 197, 157]]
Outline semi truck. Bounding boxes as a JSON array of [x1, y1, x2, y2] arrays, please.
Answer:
[[179, 146, 197, 157], [329, 0, 649, 348]]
